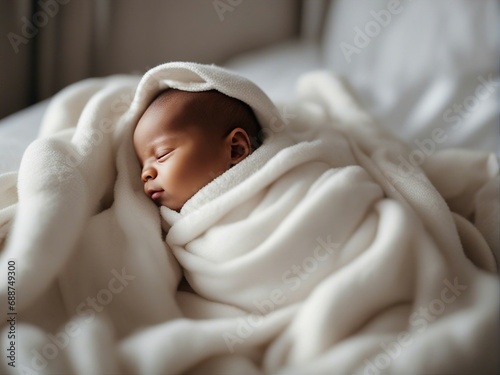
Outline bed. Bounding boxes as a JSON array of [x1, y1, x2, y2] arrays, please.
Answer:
[[0, 1, 498, 374]]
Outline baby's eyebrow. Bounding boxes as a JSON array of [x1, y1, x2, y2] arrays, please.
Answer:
[[151, 132, 181, 148]]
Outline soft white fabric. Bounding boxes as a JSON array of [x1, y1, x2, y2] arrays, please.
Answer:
[[0, 62, 498, 374]]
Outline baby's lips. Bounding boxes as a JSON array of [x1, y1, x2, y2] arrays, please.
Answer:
[[150, 190, 163, 200], [145, 186, 164, 200]]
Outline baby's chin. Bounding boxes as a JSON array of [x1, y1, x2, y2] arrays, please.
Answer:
[[158, 197, 184, 213], [157, 190, 199, 212], [149, 191, 180, 211]]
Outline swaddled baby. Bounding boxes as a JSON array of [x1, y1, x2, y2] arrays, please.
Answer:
[[133, 88, 263, 212], [131, 64, 366, 318]]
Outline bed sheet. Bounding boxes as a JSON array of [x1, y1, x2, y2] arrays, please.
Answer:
[[0, 100, 49, 174]]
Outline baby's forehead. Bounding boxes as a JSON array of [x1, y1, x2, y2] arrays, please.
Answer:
[[150, 89, 222, 111], [145, 89, 231, 129], [135, 90, 221, 138]]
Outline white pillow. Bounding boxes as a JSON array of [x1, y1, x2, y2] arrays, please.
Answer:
[[323, 0, 499, 154], [225, 40, 323, 103]]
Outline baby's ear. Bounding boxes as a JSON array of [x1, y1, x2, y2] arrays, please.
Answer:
[[227, 128, 251, 166]]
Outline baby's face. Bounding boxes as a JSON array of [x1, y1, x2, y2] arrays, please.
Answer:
[[133, 91, 232, 211]]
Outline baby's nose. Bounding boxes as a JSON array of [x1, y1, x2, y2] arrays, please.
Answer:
[[141, 168, 157, 182]]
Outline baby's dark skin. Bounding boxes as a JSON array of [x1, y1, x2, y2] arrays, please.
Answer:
[[133, 90, 252, 212]]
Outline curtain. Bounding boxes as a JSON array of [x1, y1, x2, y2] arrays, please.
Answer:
[[0, 0, 302, 119]]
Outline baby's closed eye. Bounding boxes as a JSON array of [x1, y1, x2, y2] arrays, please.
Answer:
[[156, 149, 174, 162]]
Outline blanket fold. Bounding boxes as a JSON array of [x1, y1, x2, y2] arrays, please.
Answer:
[[0, 62, 498, 375]]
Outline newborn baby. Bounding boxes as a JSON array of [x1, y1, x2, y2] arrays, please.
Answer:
[[133, 88, 263, 211]]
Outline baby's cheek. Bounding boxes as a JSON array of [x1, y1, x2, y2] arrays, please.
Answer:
[[171, 162, 204, 197]]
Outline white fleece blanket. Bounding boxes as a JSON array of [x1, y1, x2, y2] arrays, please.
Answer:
[[0, 62, 498, 375]]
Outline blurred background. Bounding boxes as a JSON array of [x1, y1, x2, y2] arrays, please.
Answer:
[[0, 0, 498, 172], [0, 0, 305, 119]]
